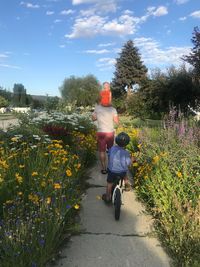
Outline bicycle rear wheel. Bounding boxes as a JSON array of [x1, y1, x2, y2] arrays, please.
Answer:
[[114, 188, 121, 220]]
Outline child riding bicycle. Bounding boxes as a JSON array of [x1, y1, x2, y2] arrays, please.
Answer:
[[102, 132, 135, 203]]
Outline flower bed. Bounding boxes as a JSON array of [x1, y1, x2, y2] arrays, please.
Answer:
[[118, 123, 200, 266], [0, 112, 96, 267]]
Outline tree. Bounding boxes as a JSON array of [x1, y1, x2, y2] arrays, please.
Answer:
[[59, 74, 100, 107], [0, 87, 12, 102], [127, 65, 200, 119], [111, 40, 148, 98], [0, 96, 8, 108], [12, 83, 27, 107], [182, 26, 200, 82], [44, 96, 60, 112]]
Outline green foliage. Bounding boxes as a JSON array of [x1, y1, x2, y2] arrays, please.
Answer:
[[182, 26, 200, 81], [59, 74, 100, 107], [129, 120, 200, 266], [112, 40, 148, 98], [0, 112, 97, 267], [44, 96, 60, 112], [12, 83, 32, 107], [0, 96, 9, 108], [127, 65, 200, 119], [0, 87, 12, 102]]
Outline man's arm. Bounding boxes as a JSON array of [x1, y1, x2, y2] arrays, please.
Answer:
[[92, 112, 97, 121], [113, 114, 119, 125]]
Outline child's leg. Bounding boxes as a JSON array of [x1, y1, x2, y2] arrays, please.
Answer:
[[106, 182, 113, 201]]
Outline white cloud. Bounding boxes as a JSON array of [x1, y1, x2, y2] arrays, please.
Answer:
[[84, 49, 110, 54], [54, 19, 61, 23], [65, 15, 106, 38], [79, 0, 117, 16], [46, 10, 54, 15], [0, 53, 9, 59], [174, 0, 189, 5], [0, 64, 21, 70], [98, 42, 115, 47], [59, 44, 66, 48], [20, 2, 40, 9], [66, 5, 169, 39], [134, 37, 191, 66], [72, 0, 98, 4], [66, 13, 142, 38], [190, 10, 200, 18], [152, 6, 168, 17], [97, 57, 116, 70], [179, 16, 187, 21], [60, 9, 75, 15], [123, 10, 134, 15]]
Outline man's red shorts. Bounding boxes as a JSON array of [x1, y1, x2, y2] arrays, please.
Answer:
[[96, 132, 114, 152]]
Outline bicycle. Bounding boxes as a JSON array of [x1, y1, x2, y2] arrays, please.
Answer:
[[111, 175, 124, 221]]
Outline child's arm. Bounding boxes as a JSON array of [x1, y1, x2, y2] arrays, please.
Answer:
[[109, 90, 112, 103], [131, 155, 136, 163]]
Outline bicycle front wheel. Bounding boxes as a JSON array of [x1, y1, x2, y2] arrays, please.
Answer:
[[114, 188, 121, 220]]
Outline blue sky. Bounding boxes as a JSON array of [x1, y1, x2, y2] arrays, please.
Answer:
[[0, 0, 199, 96]]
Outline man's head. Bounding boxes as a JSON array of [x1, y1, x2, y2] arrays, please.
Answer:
[[115, 132, 130, 147], [103, 82, 110, 90]]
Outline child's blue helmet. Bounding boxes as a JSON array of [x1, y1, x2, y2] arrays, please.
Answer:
[[115, 132, 130, 147]]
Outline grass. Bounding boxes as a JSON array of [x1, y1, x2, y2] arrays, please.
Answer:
[[119, 115, 162, 128]]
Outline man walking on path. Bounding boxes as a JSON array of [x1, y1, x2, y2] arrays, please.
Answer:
[[92, 102, 119, 174]]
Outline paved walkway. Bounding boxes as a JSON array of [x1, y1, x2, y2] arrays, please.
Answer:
[[55, 160, 171, 267]]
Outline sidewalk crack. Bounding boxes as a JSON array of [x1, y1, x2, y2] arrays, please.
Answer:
[[81, 231, 147, 238]]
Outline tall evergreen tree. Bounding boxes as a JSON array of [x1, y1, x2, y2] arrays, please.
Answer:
[[13, 83, 27, 106], [183, 26, 200, 82], [111, 40, 148, 98]]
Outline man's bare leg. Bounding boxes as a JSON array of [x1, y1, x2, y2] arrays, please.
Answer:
[[99, 151, 106, 170]]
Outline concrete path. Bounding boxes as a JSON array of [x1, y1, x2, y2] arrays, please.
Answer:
[[55, 161, 171, 267]]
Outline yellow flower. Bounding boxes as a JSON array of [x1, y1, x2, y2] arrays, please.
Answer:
[[137, 143, 142, 149], [62, 157, 68, 163], [52, 140, 63, 144], [18, 192, 23, 196], [176, 171, 182, 178], [77, 163, 81, 169], [54, 183, 61, 189], [11, 137, 18, 142], [6, 200, 13, 204], [133, 162, 138, 167], [28, 193, 39, 204], [32, 171, 38, 176], [74, 204, 80, 210], [41, 181, 46, 187], [15, 173, 23, 184], [44, 152, 49, 156], [153, 155, 159, 164], [52, 166, 58, 170], [0, 159, 9, 169], [0, 177, 4, 183], [54, 143, 63, 149], [66, 169, 72, 177], [46, 197, 51, 204], [19, 164, 25, 169]]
